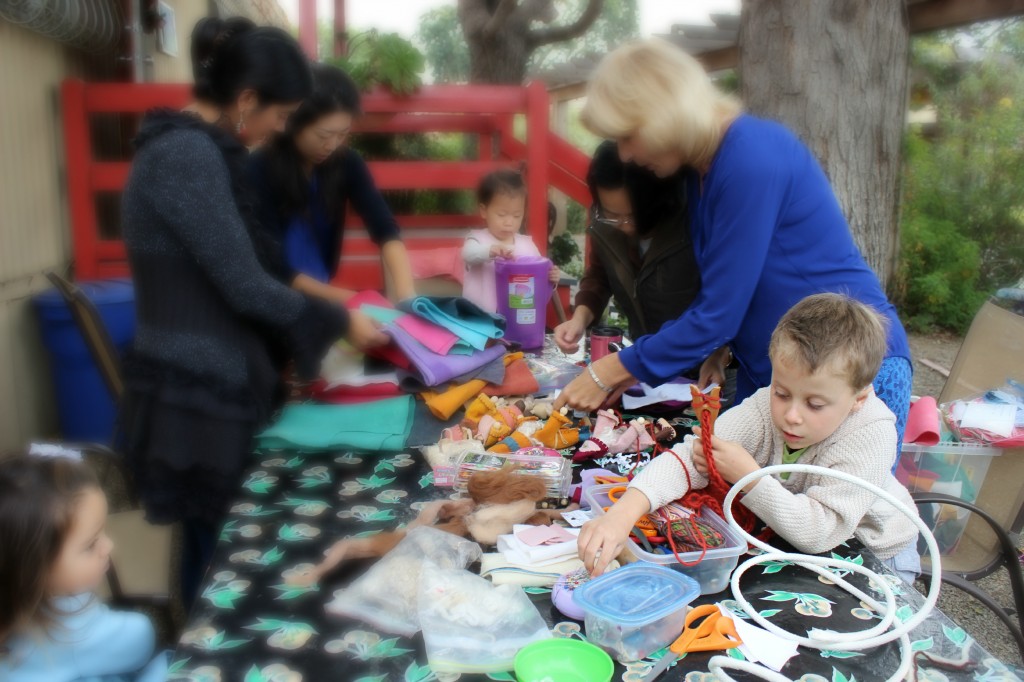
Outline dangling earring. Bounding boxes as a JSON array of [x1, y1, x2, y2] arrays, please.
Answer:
[[235, 110, 247, 135]]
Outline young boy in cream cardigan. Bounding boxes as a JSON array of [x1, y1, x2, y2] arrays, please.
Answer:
[[579, 293, 921, 583]]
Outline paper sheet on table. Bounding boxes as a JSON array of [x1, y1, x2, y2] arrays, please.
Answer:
[[718, 604, 799, 672], [960, 402, 1017, 438], [497, 525, 581, 566], [622, 381, 697, 409]]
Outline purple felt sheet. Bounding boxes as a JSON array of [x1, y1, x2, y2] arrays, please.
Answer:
[[385, 323, 506, 388]]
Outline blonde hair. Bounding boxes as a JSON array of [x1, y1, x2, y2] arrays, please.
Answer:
[[769, 294, 889, 391], [580, 38, 742, 170]]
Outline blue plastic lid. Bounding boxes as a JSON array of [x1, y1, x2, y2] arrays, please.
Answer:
[[572, 562, 700, 627], [33, 278, 134, 308]]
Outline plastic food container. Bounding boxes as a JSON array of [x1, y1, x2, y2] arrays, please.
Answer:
[[585, 484, 746, 595], [572, 562, 699, 663], [453, 449, 572, 499]]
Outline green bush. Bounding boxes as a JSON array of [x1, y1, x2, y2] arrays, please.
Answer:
[[897, 27, 1024, 331], [898, 214, 987, 332]]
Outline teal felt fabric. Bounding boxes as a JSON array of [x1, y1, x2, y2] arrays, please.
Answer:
[[256, 396, 414, 451]]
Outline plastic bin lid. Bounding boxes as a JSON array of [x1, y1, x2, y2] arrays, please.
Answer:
[[33, 278, 134, 308], [573, 562, 700, 627]]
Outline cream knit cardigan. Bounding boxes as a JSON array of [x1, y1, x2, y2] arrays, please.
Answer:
[[629, 387, 919, 560]]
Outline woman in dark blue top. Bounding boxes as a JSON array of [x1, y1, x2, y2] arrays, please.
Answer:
[[555, 39, 913, 456], [249, 63, 415, 303]]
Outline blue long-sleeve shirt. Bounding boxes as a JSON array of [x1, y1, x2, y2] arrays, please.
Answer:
[[0, 594, 168, 681], [619, 115, 910, 401]]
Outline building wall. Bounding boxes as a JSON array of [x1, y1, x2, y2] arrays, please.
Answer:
[[0, 1, 288, 451], [0, 20, 73, 449]]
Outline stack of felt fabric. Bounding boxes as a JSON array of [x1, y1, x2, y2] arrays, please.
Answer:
[[257, 290, 545, 454]]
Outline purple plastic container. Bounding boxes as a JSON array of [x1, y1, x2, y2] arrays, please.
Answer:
[[494, 255, 552, 349]]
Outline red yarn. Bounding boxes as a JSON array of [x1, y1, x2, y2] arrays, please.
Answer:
[[664, 391, 771, 555]]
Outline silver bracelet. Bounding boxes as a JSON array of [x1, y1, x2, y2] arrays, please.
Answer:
[[588, 364, 614, 393]]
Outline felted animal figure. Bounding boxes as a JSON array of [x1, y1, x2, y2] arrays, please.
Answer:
[[291, 469, 574, 586]]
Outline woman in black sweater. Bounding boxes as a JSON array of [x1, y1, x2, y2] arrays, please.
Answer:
[[120, 17, 386, 606], [248, 63, 416, 303]]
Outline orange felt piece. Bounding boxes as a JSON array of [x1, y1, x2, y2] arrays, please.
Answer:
[[483, 357, 540, 397], [422, 379, 488, 420]]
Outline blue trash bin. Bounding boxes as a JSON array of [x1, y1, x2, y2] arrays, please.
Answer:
[[33, 278, 135, 443]]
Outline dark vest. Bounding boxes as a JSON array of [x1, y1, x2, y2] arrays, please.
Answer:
[[587, 203, 701, 348]]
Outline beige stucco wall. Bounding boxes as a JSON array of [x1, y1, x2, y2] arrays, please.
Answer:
[[0, 1, 288, 451], [0, 20, 73, 449]]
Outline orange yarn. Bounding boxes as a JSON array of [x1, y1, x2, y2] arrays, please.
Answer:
[[674, 386, 762, 538]]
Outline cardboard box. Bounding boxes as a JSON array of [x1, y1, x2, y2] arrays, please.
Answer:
[[931, 301, 1024, 576]]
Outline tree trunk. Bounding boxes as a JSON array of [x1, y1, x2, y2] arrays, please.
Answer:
[[739, 0, 909, 290]]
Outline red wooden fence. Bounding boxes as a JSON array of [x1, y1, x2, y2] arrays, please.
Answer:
[[61, 79, 590, 291]]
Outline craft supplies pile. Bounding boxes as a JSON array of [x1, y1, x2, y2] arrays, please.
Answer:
[[256, 292, 583, 452], [251, 303, 937, 679]]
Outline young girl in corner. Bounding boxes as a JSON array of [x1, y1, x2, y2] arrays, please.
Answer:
[[462, 169, 560, 312], [0, 451, 168, 681]]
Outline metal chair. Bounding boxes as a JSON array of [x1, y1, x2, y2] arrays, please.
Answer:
[[43, 272, 178, 631], [912, 491, 1024, 662]]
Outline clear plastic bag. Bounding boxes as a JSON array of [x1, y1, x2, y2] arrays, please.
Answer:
[[940, 381, 1024, 447], [418, 560, 552, 673], [325, 526, 481, 636]]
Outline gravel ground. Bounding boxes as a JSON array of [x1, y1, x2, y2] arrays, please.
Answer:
[[907, 331, 1022, 666]]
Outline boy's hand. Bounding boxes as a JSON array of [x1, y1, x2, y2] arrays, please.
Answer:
[[548, 266, 561, 284], [489, 244, 513, 259], [577, 510, 633, 576], [691, 426, 760, 492]]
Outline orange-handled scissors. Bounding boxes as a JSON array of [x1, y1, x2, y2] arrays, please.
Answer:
[[642, 604, 741, 681]]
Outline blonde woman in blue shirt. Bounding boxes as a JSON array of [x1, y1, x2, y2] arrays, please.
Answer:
[[555, 39, 912, 461]]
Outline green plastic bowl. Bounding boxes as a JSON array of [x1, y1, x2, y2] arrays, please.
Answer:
[[514, 638, 614, 682]]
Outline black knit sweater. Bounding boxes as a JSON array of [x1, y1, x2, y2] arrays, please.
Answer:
[[122, 110, 347, 393]]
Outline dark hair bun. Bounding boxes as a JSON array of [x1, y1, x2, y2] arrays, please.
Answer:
[[189, 17, 311, 107], [191, 16, 257, 101]]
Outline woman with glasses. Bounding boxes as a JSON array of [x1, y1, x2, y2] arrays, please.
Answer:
[[248, 63, 416, 305], [555, 141, 718, 376]]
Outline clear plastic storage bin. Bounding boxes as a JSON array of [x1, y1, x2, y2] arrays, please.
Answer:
[[572, 562, 699, 663], [585, 484, 746, 594], [896, 441, 1000, 554]]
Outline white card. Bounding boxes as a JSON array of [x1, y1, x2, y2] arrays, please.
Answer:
[[561, 509, 593, 527], [960, 402, 1017, 438]]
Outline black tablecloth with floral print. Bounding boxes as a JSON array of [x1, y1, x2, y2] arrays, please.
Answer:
[[167, 449, 1020, 682]]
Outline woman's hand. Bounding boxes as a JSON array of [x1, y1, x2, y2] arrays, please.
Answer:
[[691, 426, 760, 491], [554, 317, 586, 353], [345, 309, 389, 350], [698, 346, 731, 389], [553, 354, 633, 413], [548, 266, 561, 284]]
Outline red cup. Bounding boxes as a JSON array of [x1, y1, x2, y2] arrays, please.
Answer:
[[590, 326, 623, 361]]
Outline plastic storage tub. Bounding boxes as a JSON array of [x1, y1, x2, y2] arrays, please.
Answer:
[[896, 441, 1000, 554], [33, 278, 135, 443], [585, 483, 746, 594], [572, 562, 699, 663]]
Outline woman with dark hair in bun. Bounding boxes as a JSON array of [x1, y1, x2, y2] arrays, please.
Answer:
[[120, 17, 387, 606], [249, 63, 416, 303]]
